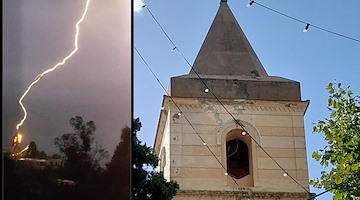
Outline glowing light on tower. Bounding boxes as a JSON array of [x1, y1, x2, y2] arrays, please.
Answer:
[[15, 0, 91, 132]]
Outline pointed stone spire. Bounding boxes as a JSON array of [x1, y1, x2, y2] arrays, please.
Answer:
[[191, 1, 267, 76], [170, 2, 301, 101]]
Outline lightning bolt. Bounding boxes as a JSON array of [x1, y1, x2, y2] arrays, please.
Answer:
[[15, 0, 91, 131]]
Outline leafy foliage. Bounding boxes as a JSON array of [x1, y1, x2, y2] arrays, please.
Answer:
[[310, 83, 360, 200], [4, 116, 117, 200], [98, 126, 131, 199], [52, 116, 109, 200], [54, 116, 109, 181], [132, 118, 179, 200]]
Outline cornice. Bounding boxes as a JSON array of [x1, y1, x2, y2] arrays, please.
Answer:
[[176, 190, 312, 199], [163, 96, 309, 114]]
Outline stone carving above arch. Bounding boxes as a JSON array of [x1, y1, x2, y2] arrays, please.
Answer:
[[217, 119, 262, 146]]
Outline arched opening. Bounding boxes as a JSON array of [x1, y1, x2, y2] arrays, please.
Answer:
[[224, 129, 253, 186], [160, 147, 166, 172], [226, 139, 249, 179]]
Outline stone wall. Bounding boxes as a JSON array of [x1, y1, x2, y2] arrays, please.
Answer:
[[154, 96, 310, 194], [174, 190, 312, 200]]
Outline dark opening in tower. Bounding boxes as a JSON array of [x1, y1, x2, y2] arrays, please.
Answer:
[[226, 138, 249, 179]]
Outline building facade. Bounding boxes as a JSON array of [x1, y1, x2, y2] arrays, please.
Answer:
[[154, 1, 312, 199]]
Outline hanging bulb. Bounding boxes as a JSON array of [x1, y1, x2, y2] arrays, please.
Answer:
[[303, 23, 310, 32], [205, 88, 209, 93], [246, 1, 255, 7], [142, 4, 147, 8], [177, 112, 182, 116], [241, 131, 246, 136], [203, 142, 207, 146], [225, 172, 228, 176], [172, 46, 177, 51], [283, 172, 288, 177]]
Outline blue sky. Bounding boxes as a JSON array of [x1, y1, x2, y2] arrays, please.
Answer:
[[134, 0, 360, 199]]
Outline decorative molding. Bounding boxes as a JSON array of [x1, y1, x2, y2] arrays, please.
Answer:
[[174, 190, 312, 200], [217, 119, 262, 145], [165, 97, 309, 114]]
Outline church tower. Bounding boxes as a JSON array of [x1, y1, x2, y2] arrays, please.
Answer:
[[154, 1, 311, 199]]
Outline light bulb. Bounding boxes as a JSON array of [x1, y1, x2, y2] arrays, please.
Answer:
[[246, 1, 254, 7], [242, 131, 246, 136], [303, 24, 310, 32], [205, 88, 209, 93]]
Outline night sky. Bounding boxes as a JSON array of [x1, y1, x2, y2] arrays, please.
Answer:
[[3, 0, 131, 158]]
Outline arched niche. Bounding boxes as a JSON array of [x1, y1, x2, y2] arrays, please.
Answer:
[[218, 119, 261, 188]]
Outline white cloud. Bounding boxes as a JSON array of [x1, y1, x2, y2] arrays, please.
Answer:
[[134, 0, 145, 13]]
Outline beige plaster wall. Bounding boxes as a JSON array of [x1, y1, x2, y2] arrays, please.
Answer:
[[155, 97, 310, 193]]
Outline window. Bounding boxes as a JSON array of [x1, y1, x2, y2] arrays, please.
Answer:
[[160, 147, 166, 172], [226, 138, 250, 179]]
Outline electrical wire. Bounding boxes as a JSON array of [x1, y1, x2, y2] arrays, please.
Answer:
[[139, 3, 312, 195], [134, 46, 241, 188], [249, 1, 360, 43]]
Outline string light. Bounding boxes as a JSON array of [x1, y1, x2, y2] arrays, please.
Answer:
[[246, 1, 254, 7], [136, 45, 313, 194], [172, 46, 177, 51], [248, 1, 360, 43], [283, 172, 288, 177], [135, 46, 241, 187], [241, 131, 247, 136], [137, 3, 318, 195], [303, 23, 310, 33], [225, 172, 229, 176], [178, 112, 182, 116]]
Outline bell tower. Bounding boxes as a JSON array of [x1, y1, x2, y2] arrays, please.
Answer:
[[154, 1, 311, 199]]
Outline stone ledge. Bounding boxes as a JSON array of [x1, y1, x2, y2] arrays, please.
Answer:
[[174, 190, 313, 200], [170, 74, 301, 101], [163, 96, 309, 115]]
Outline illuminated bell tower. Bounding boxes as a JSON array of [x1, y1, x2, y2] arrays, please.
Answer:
[[11, 131, 23, 159], [154, 1, 311, 199]]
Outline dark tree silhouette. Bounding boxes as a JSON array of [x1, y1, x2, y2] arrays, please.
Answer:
[[132, 118, 179, 200], [53, 116, 109, 200], [97, 126, 131, 200]]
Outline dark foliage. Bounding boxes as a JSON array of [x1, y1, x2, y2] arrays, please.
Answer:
[[132, 118, 179, 200], [96, 126, 131, 199], [54, 116, 108, 182]]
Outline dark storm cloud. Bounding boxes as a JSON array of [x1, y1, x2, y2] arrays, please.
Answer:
[[3, 0, 131, 157]]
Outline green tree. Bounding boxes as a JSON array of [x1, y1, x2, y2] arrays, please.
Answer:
[[132, 118, 179, 200], [310, 83, 360, 200]]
